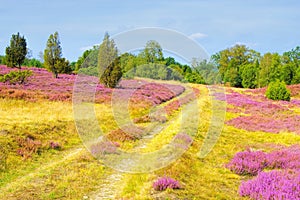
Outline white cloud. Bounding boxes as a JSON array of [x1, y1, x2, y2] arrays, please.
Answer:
[[189, 32, 208, 40]]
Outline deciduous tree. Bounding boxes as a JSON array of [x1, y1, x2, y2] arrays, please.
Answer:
[[140, 40, 163, 63]]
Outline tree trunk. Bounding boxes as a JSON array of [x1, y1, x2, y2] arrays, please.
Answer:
[[53, 72, 58, 78]]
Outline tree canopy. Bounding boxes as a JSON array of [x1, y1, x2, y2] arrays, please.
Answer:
[[140, 40, 163, 63], [98, 33, 121, 88], [211, 45, 300, 88], [5, 32, 27, 68], [44, 32, 71, 78]]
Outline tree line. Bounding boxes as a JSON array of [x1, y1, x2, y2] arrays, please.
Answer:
[[59, 33, 300, 89], [77, 33, 205, 87], [1, 32, 299, 89], [211, 44, 300, 88]]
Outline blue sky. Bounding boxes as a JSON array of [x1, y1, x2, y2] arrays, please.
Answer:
[[0, 0, 299, 61]]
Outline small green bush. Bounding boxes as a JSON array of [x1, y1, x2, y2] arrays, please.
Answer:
[[0, 70, 33, 85], [266, 80, 290, 101]]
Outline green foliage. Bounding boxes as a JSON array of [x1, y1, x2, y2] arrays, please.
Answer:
[[213, 44, 260, 87], [0, 55, 6, 64], [283, 46, 300, 84], [280, 63, 294, 85], [70, 61, 76, 71], [77, 38, 198, 83], [55, 57, 71, 74], [139, 40, 163, 63], [44, 32, 71, 78], [241, 61, 259, 88], [164, 57, 176, 66], [258, 53, 282, 87], [127, 63, 183, 81], [76, 45, 99, 75], [224, 67, 240, 87], [293, 67, 300, 84], [5, 32, 27, 68], [211, 45, 300, 88], [266, 80, 291, 101], [78, 66, 98, 76], [0, 70, 33, 85], [100, 57, 122, 88], [98, 33, 118, 78], [22, 58, 44, 68], [184, 71, 205, 84], [193, 59, 221, 84], [120, 53, 136, 78]]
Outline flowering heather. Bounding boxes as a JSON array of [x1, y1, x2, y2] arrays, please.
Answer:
[[133, 87, 198, 123], [222, 91, 288, 114], [90, 141, 119, 156], [288, 84, 300, 97], [266, 145, 300, 170], [291, 99, 300, 106], [153, 177, 181, 191], [244, 84, 300, 97], [223, 88, 300, 134], [239, 170, 300, 200], [163, 88, 198, 116], [226, 114, 300, 134], [226, 150, 267, 176], [227, 145, 300, 176], [228, 145, 300, 199], [129, 82, 185, 106], [173, 133, 193, 150], [164, 100, 181, 116], [0, 65, 185, 108]]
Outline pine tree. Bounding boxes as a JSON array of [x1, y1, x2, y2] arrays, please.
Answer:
[[100, 57, 122, 88], [5, 32, 27, 68], [44, 32, 70, 78], [98, 33, 121, 88]]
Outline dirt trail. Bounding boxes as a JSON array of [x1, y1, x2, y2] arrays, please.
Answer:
[[88, 172, 124, 199], [87, 86, 197, 199]]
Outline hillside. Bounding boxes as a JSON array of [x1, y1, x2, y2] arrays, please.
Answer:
[[0, 65, 299, 199]]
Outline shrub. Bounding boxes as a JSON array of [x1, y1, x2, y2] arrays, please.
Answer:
[[227, 145, 300, 176], [0, 70, 33, 84], [90, 141, 119, 156], [153, 177, 181, 191], [239, 170, 300, 199], [226, 150, 267, 176], [266, 80, 291, 101], [16, 137, 43, 159], [100, 56, 122, 88]]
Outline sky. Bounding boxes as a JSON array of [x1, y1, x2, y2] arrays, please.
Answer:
[[0, 0, 299, 62]]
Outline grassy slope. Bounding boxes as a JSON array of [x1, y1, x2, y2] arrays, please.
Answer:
[[0, 83, 299, 199], [118, 84, 300, 199]]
